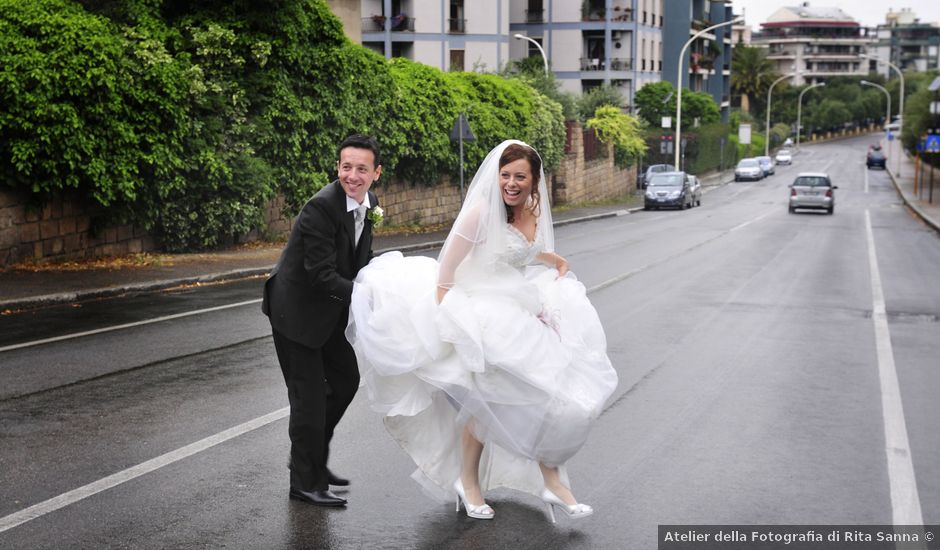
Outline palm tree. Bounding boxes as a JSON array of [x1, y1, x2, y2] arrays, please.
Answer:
[[731, 46, 777, 114]]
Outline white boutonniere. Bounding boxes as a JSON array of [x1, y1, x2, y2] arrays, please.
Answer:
[[367, 206, 384, 227]]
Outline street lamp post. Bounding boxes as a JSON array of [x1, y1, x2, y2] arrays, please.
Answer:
[[674, 17, 744, 168], [796, 82, 825, 150], [861, 79, 891, 167], [861, 54, 904, 174], [765, 72, 798, 156], [513, 34, 548, 76]]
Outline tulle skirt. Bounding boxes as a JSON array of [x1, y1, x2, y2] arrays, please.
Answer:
[[347, 252, 618, 500]]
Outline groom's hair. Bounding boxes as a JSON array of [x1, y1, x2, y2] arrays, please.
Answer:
[[338, 134, 382, 168]]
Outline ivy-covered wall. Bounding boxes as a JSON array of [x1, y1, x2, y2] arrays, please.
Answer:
[[0, 0, 565, 255]]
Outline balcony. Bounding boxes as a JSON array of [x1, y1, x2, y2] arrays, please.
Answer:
[[362, 14, 415, 32], [578, 58, 633, 72], [448, 18, 466, 33], [525, 9, 544, 23]]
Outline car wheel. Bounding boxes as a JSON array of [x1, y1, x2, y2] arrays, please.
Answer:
[[789, 206, 795, 214], [697, 199, 701, 206], [827, 206, 834, 215]]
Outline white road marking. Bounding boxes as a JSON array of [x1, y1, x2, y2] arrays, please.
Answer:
[[0, 407, 290, 534], [0, 299, 262, 353], [864, 209, 925, 527], [588, 209, 775, 294]]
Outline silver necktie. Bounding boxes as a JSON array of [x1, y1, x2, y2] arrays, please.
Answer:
[[354, 205, 367, 246]]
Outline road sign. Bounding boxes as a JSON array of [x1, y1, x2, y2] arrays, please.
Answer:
[[661, 116, 671, 128], [925, 134, 940, 153], [739, 123, 751, 145], [450, 113, 475, 142]]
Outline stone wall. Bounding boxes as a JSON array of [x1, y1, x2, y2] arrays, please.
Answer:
[[0, 187, 155, 267], [553, 123, 638, 205], [374, 176, 464, 226], [1, 126, 635, 267]]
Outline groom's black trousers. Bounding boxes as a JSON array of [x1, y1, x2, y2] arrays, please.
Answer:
[[272, 318, 360, 492]]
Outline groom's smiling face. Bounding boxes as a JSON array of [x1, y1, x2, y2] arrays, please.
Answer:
[[337, 146, 382, 204]]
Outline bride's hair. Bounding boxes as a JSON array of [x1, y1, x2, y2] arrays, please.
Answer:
[[499, 144, 542, 223]]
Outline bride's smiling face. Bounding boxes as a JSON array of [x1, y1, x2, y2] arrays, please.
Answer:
[[499, 158, 533, 208]]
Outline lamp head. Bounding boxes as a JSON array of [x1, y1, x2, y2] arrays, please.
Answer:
[[860, 80, 870, 85], [513, 33, 524, 40]]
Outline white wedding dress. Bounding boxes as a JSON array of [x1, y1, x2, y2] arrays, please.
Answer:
[[347, 221, 618, 500]]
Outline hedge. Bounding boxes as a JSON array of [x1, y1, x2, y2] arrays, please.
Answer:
[[1, 0, 565, 251]]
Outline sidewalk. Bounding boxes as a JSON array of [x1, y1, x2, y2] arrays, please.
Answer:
[[882, 135, 940, 234], [0, 200, 641, 312]]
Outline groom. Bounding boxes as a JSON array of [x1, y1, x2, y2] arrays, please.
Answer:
[[262, 134, 382, 507]]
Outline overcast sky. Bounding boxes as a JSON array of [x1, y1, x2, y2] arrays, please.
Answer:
[[730, 0, 940, 29]]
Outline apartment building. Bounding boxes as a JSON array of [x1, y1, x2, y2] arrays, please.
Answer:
[[360, 0, 509, 72], [509, 0, 665, 110], [752, 3, 874, 86], [662, 0, 734, 121], [873, 8, 940, 77]]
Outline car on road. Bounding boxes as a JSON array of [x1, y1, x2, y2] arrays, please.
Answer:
[[641, 163, 676, 188], [735, 158, 763, 181], [687, 174, 702, 207], [783, 138, 794, 147], [775, 149, 792, 165], [866, 148, 886, 169], [789, 172, 838, 214], [644, 171, 695, 210], [757, 156, 775, 176]]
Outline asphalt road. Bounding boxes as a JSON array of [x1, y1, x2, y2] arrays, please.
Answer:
[[1, 135, 938, 549]]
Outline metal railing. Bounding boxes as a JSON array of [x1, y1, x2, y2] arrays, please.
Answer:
[[448, 18, 466, 33]]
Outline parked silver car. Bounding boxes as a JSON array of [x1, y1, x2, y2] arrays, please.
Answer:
[[757, 156, 775, 176], [687, 174, 702, 207], [735, 158, 763, 181], [789, 172, 838, 214]]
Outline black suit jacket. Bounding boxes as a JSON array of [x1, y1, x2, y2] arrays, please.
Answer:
[[262, 180, 377, 349]]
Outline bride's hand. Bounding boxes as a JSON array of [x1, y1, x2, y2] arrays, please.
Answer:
[[555, 255, 569, 278], [436, 285, 449, 304]]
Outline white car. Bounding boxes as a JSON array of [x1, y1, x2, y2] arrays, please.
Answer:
[[775, 149, 792, 165]]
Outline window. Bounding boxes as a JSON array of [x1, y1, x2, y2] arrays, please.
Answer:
[[527, 37, 543, 59], [642, 38, 647, 71], [449, 0, 465, 33], [450, 49, 465, 71]]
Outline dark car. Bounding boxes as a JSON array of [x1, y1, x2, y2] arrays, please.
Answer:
[[641, 164, 676, 188], [644, 171, 694, 210], [867, 148, 886, 169]]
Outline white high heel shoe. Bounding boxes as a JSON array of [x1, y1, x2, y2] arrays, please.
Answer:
[[541, 487, 593, 523], [454, 479, 495, 520]]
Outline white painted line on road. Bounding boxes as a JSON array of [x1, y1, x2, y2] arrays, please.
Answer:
[[864, 209, 925, 527], [588, 209, 775, 294], [0, 299, 262, 353], [0, 407, 290, 534]]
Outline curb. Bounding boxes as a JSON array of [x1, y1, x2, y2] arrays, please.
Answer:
[[886, 166, 940, 235], [1, 210, 637, 312]]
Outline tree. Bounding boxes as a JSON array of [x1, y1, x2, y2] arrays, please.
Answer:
[[634, 81, 673, 127], [585, 106, 647, 168], [731, 46, 777, 114], [634, 81, 719, 130], [577, 84, 624, 122]]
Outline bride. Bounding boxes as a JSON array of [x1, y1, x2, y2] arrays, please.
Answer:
[[347, 140, 618, 522]]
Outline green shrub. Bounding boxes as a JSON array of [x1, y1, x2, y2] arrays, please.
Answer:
[[1, 0, 566, 251]]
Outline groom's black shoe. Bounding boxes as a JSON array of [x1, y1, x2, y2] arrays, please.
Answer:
[[289, 487, 347, 507], [326, 470, 350, 487]]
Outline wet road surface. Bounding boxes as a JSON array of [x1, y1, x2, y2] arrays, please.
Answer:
[[1, 136, 938, 548]]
